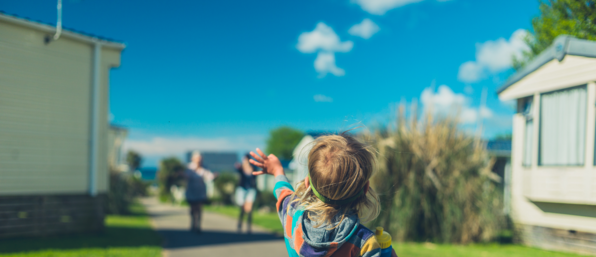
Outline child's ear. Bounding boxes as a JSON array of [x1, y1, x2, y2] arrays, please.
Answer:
[[364, 181, 370, 194], [304, 177, 310, 188]]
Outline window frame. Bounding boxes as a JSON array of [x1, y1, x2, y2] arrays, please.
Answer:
[[520, 96, 534, 168]]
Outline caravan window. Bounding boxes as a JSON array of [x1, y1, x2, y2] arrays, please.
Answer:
[[539, 86, 587, 166]]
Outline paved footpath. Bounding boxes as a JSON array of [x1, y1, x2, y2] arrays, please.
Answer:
[[140, 197, 287, 257]]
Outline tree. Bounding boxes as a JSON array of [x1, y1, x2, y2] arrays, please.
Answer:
[[266, 126, 304, 160], [157, 157, 185, 201], [126, 150, 142, 172], [514, 0, 596, 69]]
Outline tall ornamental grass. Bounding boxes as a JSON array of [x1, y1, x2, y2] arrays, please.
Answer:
[[366, 104, 504, 244]]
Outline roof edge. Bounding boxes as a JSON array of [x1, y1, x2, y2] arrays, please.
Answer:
[[0, 11, 125, 49], [497, 35, 596, 95]]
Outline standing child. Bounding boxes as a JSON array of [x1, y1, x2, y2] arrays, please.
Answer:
[[250, 133, 398, 257], [235, 153, 258, 234]]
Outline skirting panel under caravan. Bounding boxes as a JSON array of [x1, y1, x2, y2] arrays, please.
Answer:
[[519, 224, 596, 255], [0, 194, 106, 238]]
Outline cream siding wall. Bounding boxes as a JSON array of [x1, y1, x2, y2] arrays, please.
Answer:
[[96, 48, 121, 192], [511, 109, 596, 235], [0, 19, 121, 195], [506, 56, 596, 234]]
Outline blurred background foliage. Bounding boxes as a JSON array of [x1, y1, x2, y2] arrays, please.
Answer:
[[126, 150, 142, 172], [366, 104, 504, 244], [212, 172, 238, 205], [514, 0, 596, 69], [106, 170, 150, 215], [157, 157, 185, 202], [254, 190, 277, 211], [266, 126, 304, 160], [209, 172, 277, 210]]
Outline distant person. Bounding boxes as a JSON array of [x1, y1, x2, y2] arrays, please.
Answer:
[[184, 151, 215, 233], [234, 153, 258, 233], [248, 133, 398, 257]]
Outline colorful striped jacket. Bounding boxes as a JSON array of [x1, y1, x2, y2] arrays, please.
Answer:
[[273, 175, 398, 257]]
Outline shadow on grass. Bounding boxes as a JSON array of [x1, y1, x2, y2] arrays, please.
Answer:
[[0, 225, 162, 254], [0, 203, 282, 254], [158, 228, 283, 249], [0, 201, 162, 254]]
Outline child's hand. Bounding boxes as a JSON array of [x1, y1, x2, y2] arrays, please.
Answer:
[[249, 148, 284, 177]]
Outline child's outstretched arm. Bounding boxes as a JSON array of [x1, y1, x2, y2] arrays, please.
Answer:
[[249, 148, 294, 222]]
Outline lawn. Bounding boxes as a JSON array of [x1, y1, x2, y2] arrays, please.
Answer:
[[392, 242, 585, 257], [0, 202, 162, 257], [205, 205, 584, 257]]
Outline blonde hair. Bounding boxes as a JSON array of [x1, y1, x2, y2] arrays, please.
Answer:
[[292, 132, 381, 227]]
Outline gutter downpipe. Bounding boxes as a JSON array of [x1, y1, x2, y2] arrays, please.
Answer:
[[89, 42, 101, 196], [52, 0, 62, 40]]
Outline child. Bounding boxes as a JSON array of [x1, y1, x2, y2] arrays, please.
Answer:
[[234, 153, 258, 233], [250, 133, 398, 257]]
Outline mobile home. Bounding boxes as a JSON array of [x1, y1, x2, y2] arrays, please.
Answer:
[[0, 12, 124, 237], [498, 35, 596, 255]]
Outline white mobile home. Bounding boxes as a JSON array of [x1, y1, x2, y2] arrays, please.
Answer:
[[498, 35, 596, 255], [108, 125, 128, 172], [0, 12, 124, 237]]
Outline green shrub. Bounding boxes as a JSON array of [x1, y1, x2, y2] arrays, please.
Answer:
[[366, 104, 504, 244], [106, 171, 150, 214], [212, 172, 238, 205], [255, 190, 276, 211], [157, 157, 185, 202], [129, 175, 150, 197]]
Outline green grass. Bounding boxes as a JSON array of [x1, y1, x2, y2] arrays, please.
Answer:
[[392, 242, 585, 257], [203, 205, 283, 234], [204, 205, 584, 257], [0, 202, 162, 257]]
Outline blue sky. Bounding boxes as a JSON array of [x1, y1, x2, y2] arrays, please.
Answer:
[[2, 0, 539, 167]]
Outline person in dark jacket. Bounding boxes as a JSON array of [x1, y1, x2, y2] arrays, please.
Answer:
[[234, 153, 258, 233], [183, 151, 215, 233]]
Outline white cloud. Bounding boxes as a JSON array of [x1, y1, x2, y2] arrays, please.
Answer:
[[297, 23, 353, 53], [123, 135, 265, 166], [458, 29, 530, 83], [420, 85, 492, 124], [421, 85, 465, 107], [458, 61, 485, 83], [477, 29, 529, 72], [479, 106, 493, 118], [460, 108, 478, 124], [314, 52, 345, 77], [297, 22, 353, 77], [314, 94, 333, 102], [348, 19, 380, 39], [124, 135, 265, 156], [353, 0, 423, 15]]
